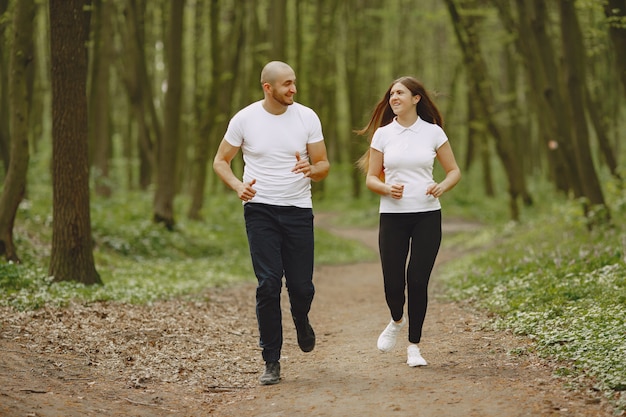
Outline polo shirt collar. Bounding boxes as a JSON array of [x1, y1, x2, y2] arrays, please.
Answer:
[[391, 116, 423, 133]]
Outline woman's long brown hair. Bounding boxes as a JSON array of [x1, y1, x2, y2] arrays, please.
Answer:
[[355, 76, 443, 173]]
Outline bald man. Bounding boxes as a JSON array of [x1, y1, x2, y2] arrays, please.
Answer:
[[213, 61, 330, 385]]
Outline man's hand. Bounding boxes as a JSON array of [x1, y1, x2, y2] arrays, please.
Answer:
[[292, 152, 312, 177], [238, 179, 257, 202]]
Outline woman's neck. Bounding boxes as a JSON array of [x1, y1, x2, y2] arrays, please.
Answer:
[[395, 113, 418, 128]]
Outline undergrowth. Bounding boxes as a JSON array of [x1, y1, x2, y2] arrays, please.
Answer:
[[439, 193, 626, 412], [1, 189, 374, 310], [1, 161, 624, 412]]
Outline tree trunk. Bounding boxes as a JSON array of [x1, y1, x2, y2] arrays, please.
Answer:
[[604, 0, 626, 97], [89, 0, 113, 197], [48, 0, 101, 285], [0, 0, 35, 263], [119, 0, 158, 190], [445, 0, 525, 221], [0, 0, 10, 174], [269, 0, 287, 60], [188, 0, 242, 219], [526, 0, 585, 197], [187, 0, 211, 220], [307, 0, 338, 199], [559, 0, 609, 220], [585, 90, 622, 183], [153, 0, 185, 230]]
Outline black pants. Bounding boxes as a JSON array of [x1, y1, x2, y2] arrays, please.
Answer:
[[244, 203, 315, 363], [378, 210, 441, 344]]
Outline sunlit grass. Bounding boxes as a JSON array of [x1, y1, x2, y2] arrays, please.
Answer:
[[438, 188, 626, 411], [2, 160, 625, 411], [2, 187, 374, 310]]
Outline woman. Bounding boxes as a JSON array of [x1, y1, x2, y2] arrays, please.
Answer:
[[357, 76, 461, 367]]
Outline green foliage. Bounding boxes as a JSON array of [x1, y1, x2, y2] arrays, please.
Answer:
[[439, 189, 626, 410], [1, 189, 374, 310]]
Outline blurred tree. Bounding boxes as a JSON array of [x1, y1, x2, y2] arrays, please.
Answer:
[[559, 0, 609, 221], [48, 0, 101, 284], [604, 0, 626, 97], [118, 0, 160, 190], [153, 0, 185, 230], [188, 0, 244, 220], [0, 0, 10, 174], [269, 0, 287, 60], [445, 0, 529, 221], [89, 0, 114, 197], [0, 0, 35, 262]]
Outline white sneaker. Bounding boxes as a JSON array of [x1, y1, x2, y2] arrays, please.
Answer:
[[407, 344, 427, 367], [377, 317, 406, 352]]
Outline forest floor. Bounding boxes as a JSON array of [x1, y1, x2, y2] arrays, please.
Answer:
[[0, 214, 617, 417]]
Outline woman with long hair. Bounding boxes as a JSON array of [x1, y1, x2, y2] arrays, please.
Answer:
[[357, 76, 461, 367]]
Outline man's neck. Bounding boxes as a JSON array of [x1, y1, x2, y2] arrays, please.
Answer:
[[262, 99, 288, 115]]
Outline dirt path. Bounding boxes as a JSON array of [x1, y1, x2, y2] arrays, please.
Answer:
[[0, 217, 613, 416]]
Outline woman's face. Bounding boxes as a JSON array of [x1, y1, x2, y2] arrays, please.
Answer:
[[389, 82, 420, 117]]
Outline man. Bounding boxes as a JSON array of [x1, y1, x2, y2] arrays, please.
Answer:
[[213, 61, 330, 385]]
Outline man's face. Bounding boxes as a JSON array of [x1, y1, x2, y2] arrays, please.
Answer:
[[268, 70, 297, 106]]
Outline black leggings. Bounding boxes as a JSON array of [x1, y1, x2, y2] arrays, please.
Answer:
[[378, 210, 441, 344]]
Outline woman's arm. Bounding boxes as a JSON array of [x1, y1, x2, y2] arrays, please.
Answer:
[[426, 142, 461, 198]]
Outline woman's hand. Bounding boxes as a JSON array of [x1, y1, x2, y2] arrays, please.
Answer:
[[426, 183, 443, 198], [389, 183, 404, 199]]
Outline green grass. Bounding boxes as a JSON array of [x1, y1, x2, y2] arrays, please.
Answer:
[[2, 161, 625, 411], [438, 191, 626, 410], [2, 187, 375, 310]]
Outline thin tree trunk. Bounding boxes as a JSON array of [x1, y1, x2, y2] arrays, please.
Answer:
[[0, 0, 35, 262], [189, 1, 244, 219], [48, 0, 101, 285], [269, 0, 287, 60], [89, 0, 113, 197], [187, 0, 210, 220], [0, 0, 10, 174], [445, 0, 525, 220], [118, 0, 158, 190], [604, 0, 626, 97], [153, 0, 185, 229], [526, 0, 585, 198], [559, 0, 609, 221], [585, 90, 621, 182], [308, 0, 338, 199]]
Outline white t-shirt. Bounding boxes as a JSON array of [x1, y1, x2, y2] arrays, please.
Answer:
[[371, 117, 448, 213], [224, 101, 324, 208]]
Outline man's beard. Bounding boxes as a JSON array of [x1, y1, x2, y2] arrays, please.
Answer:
[[272, 90, 294, 106]]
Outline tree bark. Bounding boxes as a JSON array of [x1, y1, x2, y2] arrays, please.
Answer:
[[604, 0, 626, 97], [0, 0, 35, 262], [187, 0, 211, 220], [585, 90, 621, 182], [526, 0, 585, 197], [559, 0, 609, 220], [89, 0, 113, 197], [48, 0, 101, 285], [119, 0, 159, 190], [0, 0, 10, 174], [269, 0, 287, 60], [188, 0, 243, 220], [153, 0, 185, 230], [445, 0, 526, 220]]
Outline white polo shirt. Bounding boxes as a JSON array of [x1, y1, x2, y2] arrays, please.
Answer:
[[224, 101, 324, 208], [371, 117, 448, 213]]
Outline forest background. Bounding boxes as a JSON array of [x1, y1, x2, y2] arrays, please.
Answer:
[[0, 0, 625, 413]]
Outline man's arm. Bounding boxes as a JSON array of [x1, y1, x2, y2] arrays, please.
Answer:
[[213, 139, 256, 201], [306, 141, 330, 182]]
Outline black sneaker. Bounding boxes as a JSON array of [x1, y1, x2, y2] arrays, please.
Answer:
[[294, 317, 316, 352], [259, 361, 280, 385]]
